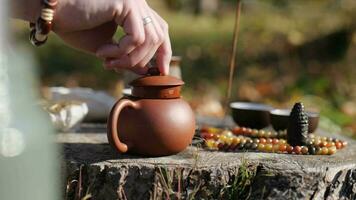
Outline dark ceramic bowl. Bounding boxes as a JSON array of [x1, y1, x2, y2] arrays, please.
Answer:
[[230, 102, 273, 129], [270, 109, 320, 133]]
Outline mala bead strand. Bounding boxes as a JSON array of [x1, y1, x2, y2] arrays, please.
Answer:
[[200, 125, 347, 155], [29, 0, 58, 46]]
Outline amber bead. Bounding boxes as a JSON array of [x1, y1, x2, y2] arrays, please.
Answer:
[[205, 140, 216, 149], [251, 129, 259, 137], [246, 128, 252, 135], [335, 142, 342, 149], [301, 146, 309, 155], [213, 134, 220, 140], [225, 137, 234, 145], [259, 138, 267, 144], [326, 142, 335, 148], [265, 144, 273, 152], [266, 131, 272, 138], [279, 139, 287, 144], [273, 144, 280, 152], [294, 146, 302, 154], [328, 146, 337, 155], [313, 139, 321, 146], [201, 132, 214, 140], [258, 130, 266, 138], [286, 146, 294, 154], [232, 127, 240, 135], [316, 147, 322, 155], [257, 143, 264, 151], [319, 141, 328, 147], [279, 144, 287, 152], [232, 137, 241, 145], [321, 147, 329, 155], [219, 135, 227, 143], [342, 141, 348, 147], [222, 130, 233, 137], [272, 139, 279, 144], [200, 127, 209, 133]]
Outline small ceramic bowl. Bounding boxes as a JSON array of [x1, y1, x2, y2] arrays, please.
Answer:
[[230, 102, 273, 129], [270, 109, 320, 133]]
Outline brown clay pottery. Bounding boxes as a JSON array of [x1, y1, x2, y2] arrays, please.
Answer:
[[107, 72, 196, 156]]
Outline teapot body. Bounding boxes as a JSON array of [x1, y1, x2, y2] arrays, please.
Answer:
[[107, 96, 195, 156]]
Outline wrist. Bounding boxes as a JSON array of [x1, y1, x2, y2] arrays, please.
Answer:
[[11, 0, 41, 22]]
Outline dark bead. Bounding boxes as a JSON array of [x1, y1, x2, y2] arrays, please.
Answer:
[[237, 143, 245, 150], [229, 144, 238, 151], [36, 18, 52, 35], [251, 143, 258, 150], [244, 142, 252, 149], [327, 137, 333, 142], [308, 146, 316, 155], [29, 29, 47, 46], [217, 143, 225, 150], [333, 138, 340, 143]]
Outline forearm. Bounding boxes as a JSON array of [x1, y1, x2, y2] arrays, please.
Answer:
[[10, 0, 41, 22]]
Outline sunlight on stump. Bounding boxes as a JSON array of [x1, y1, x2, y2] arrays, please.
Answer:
[[59, 121, 356, 200]]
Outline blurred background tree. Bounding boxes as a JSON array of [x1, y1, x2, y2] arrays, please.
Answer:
[[11, 0, 356, 137]]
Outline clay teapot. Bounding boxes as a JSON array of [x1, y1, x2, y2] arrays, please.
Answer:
[[107, 69, 196, 156]]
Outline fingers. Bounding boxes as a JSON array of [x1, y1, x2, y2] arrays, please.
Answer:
[[96, 1, 171, 75], [96, 7, 145, 58], [150, 9, 172, 75]]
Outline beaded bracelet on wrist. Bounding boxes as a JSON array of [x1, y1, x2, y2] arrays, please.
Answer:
[[29, 0, 58, 46], [200, 126, 347, 155]]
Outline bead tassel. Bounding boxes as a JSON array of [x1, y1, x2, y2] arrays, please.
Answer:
[[29, 0, 57, 46]]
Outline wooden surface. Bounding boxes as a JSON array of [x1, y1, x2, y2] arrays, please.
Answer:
[[59, 119, 356, 200]]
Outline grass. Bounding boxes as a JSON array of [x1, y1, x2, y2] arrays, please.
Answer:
[[221, 158, 257, 200]]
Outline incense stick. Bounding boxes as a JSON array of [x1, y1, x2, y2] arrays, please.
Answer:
[[224, 0, 242, 117]]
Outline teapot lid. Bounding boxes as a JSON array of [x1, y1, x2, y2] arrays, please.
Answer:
[[130, 75, 184, 87]]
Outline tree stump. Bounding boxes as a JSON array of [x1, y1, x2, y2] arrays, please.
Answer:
[[59, 121, 356, 200]]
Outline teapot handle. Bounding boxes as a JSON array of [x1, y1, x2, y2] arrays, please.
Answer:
[[108, 99, 138, 153]]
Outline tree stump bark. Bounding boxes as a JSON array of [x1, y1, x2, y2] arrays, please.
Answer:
[[59, 121, 356, 200]]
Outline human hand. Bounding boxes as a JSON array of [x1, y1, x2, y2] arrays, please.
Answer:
[[15, 0, 172, 75]]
